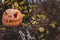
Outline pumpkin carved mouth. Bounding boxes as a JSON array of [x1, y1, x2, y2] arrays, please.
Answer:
[[4, 19, 20, 23], [2, 19, 22, 27]]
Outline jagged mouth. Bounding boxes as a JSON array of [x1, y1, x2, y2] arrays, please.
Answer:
[[2, 18, 23, 26], [2, 19, 22, 24]]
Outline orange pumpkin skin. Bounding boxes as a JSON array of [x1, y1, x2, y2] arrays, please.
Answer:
[[2, 9, 23, 27]]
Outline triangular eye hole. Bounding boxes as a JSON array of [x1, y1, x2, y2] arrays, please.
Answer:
[[14, 12, 18, 18], [4, 12, 8, 16]]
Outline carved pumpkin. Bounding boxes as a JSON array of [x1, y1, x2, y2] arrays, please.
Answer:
[[2, 9, 23, 27]]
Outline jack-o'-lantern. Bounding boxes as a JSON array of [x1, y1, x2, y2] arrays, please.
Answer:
[[2, 9, 23, 27]]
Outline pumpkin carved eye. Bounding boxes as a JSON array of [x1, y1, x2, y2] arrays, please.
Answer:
[[14, 12, 18, 18], [4, 12, 8, 16]]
